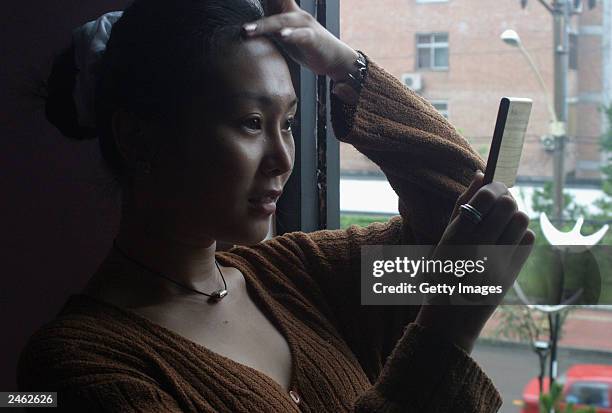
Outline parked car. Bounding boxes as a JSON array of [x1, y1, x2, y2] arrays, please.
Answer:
[[520, 364, 612, 413]]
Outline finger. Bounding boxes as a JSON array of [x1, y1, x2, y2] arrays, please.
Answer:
[[451, 170, 484, 220], [476, 194, 518, 243], [468, 181, 510, 214], [491, 229, 536, 293], [452, 181, 509, 236], [242, 11, 310, 37], [461, 170, 485, 203], [277, 26, 315, 44], [508, 229, 536, 279], [263, 0, 300, 14], [497, 211, 529, 245], [331, 81, 360, 104]]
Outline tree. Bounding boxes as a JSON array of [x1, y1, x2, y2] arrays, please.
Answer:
[[493, 306, 573, 344], [532, 182, 588, 223], [593, 105, 612, 220], [540, 381, 596, 413], [530, 105, 611, 241]]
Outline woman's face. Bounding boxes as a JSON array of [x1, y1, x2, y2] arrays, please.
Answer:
[[140, 37, 296, 247]]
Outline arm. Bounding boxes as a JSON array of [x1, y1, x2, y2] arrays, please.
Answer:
[[352, 323, 502, 413], [241, 47, 499, 413], [329, 54, 484, 244], [243, 3, 502, 411]]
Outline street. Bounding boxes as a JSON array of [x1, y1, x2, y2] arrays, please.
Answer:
[[472, 342, 612, 413]]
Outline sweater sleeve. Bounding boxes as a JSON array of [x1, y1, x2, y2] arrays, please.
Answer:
[[330, 54, 485, 245], [255, 55, 501, 411]]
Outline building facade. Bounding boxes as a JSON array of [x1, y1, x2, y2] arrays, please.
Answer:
[[339, 0, 611, 183]]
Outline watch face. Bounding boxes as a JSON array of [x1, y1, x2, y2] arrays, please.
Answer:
[[355, 52, 367, 78], [356, 53, 366, 66]]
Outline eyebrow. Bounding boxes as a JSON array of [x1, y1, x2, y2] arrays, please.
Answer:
[[229, 92, 299, 109]]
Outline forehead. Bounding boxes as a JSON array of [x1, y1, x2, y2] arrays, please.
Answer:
[[213, 38, 296, 105]]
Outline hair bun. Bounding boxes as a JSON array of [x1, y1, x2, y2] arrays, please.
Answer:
[[45, 45, 97, 140]]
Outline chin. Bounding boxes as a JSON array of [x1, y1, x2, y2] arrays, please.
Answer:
[[223, 218, 272, 247]]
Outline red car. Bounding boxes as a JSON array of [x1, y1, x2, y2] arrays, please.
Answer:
[[520, 364, 612, 413]]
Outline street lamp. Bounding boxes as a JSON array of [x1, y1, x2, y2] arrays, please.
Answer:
[[500, 29, 565, 137], [500, 25, 570, 403]]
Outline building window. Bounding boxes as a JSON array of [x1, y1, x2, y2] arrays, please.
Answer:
[[430, 100, 449, 118], [416, 33, 449, 70], [569, 32, 578, 70]]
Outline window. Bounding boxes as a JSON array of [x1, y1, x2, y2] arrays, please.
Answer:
[[339, 2, 612, 410], [565, 383, 610, 408], [416, 0, 449, 3], [416, 33, 449, 70], [569, 31, 579, 70], [430, 100, 449, 118]]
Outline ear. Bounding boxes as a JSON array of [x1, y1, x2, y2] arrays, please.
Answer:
[[111, 109, 159, 166]]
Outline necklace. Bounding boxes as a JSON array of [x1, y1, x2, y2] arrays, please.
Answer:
[[111, 239, 228, 301]]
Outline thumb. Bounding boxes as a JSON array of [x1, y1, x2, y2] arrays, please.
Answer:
[[451, 170, 484, 220]]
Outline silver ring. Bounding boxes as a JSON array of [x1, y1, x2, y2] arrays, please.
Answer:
[[459, 203, 483, 224]]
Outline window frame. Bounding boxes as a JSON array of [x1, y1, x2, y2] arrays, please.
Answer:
[[564, 381, 610, 408], [416, 32, 450, 71], [275, 0, 340, 234], [569, 30, 579, 71], [429, 100, 450, 119]]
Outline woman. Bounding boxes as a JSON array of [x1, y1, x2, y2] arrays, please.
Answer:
[[18, 0, 535, 411]]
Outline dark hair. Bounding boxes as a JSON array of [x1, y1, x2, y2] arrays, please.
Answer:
[[45, 0, 265, 185]]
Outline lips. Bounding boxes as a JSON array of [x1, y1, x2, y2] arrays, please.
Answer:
[[248, 190, 282, 204], [248, 189, 282, 216]]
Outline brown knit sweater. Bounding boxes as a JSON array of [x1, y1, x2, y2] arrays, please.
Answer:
[[17, 57, 501, 412]]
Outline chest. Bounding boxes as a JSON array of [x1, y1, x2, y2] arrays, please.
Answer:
[[132, 274, 294, 392]]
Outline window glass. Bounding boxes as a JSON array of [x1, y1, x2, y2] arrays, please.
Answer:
[[565, 383, 610, 407], [431, 101, 449, 118], [417, 47, 431, 69], [434, 47, 448, 68], [339, 2, 612, 408], [434, 33, 448, 43], [416, 32, 449, 70]]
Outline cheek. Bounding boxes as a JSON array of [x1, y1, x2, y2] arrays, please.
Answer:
[[182, 136, 263, 203], [288, 137, 296, 170], [181, 126, 252, 171]]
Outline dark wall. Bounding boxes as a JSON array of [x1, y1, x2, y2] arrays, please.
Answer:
[[1, 0, 131, 391]]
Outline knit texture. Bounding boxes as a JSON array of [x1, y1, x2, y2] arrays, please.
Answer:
[[18, 56, 500, 412]]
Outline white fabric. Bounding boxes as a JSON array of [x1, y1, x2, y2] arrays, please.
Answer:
[[72, 11, 123, 128]]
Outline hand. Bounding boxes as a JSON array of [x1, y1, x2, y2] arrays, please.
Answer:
[[415, 171, 536, 353], [242, 0, 359, 81]]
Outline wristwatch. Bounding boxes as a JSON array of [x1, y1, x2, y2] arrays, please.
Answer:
[[344, 50, 368, 93]]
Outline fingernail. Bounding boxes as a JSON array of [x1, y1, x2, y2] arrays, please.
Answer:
[[280, 28, 293, 37], [243, 23, 257, 33]]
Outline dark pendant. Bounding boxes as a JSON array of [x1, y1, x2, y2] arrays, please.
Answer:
[[210, 289, 228, 300]]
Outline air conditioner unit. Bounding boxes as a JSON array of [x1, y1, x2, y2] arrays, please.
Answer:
[[401, 73, 423, 92], [540, 135, 555, 152], [572, 0, 584, 13]]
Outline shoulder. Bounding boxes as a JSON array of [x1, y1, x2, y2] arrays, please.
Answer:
[[17, 297, 184, 411], [225, 215, 405, 269], [17, 295, 150, 391]]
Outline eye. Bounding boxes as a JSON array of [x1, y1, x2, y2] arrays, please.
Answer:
[[242, 116, 262, 132], [283, 117, 295, 132]]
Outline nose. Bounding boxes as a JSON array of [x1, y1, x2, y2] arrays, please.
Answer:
[[262, 127, 294, 177]]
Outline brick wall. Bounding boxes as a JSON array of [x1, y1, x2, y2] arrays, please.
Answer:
[[339, 0, 607, 181]]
